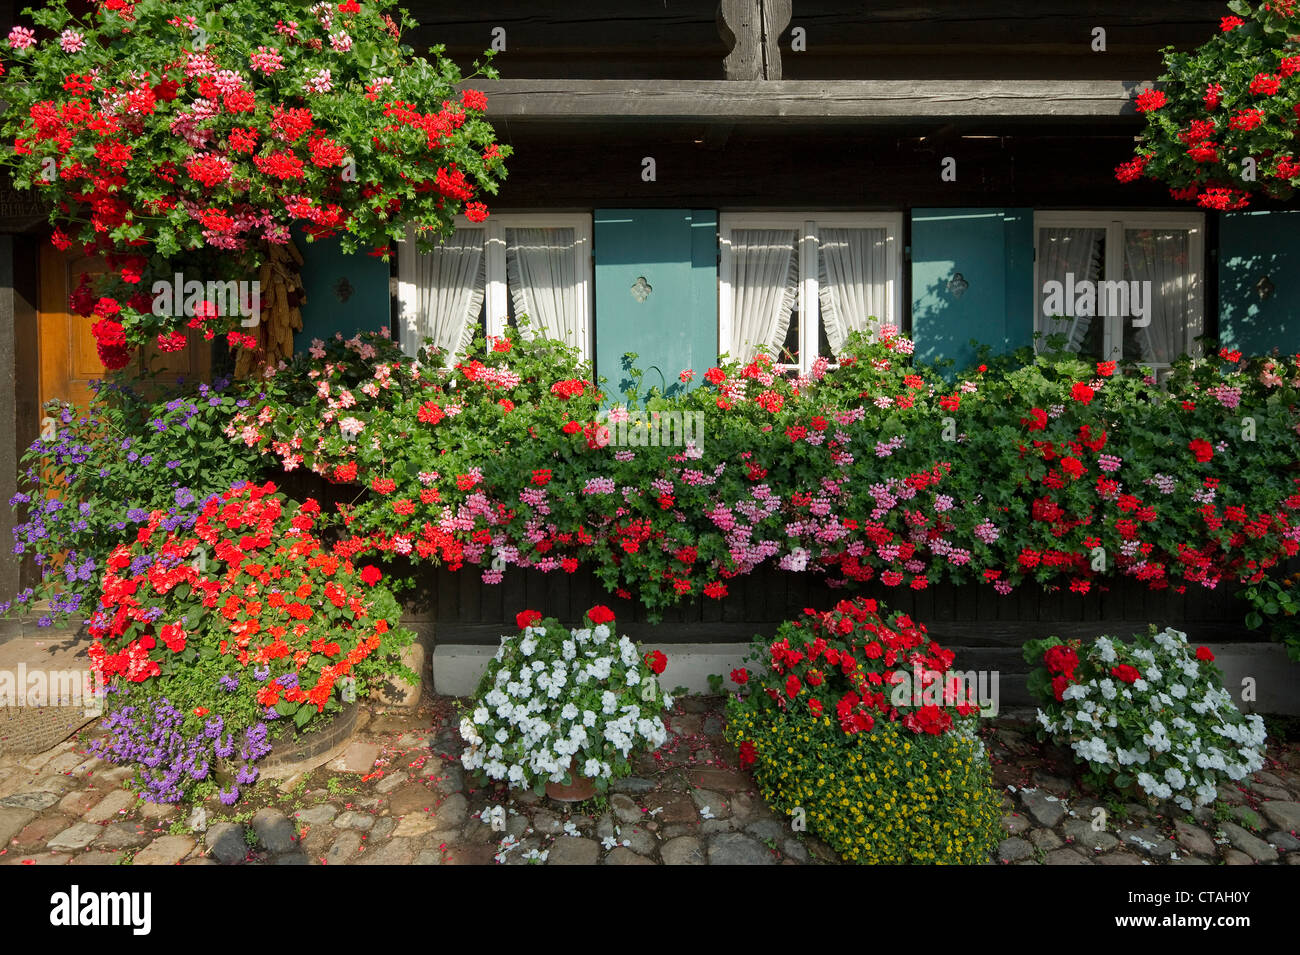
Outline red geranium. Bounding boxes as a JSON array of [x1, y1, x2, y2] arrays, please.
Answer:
[[586, 605, 615, 626], [1196, 646, 1215, 662], [1188, 439, 1214, 463], [1111, 664, 1141, 684], [516, 609, 542, 629], [643, 650, 667, 675]]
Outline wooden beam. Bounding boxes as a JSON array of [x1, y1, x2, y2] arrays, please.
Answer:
[[475, 78, 1150, 123]]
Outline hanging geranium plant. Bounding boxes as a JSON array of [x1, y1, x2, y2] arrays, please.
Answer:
[[1117, 0, 1300, 209], [0, 0, 508, 367]]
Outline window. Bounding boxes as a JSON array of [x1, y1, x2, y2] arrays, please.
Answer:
[[397, 213, 593, 362], [718, 213, 903, 374], [1034, 212, 1204, 372]]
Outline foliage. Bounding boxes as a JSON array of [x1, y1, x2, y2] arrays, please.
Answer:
[[1118, 0, 1300, 208], [0, 0, 508, 360], [1024, 627, 1267, 810], [1241, 571, 1300, 660], [723, 597, 1001, 864], [86, 480, 414, 803], [229, 324, 1300, 643], [458, 605, 672, 794], [7, 373, 265, 626]]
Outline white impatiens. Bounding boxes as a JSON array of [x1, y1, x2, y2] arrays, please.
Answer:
[[1030, 627, 1267, 811], [459, 610, 672, 790]]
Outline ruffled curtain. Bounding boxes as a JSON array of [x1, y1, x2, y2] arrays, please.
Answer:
[[1037, 227, 1105, 353], [728, 228, 799, 361], [505, 227, 578, 344], [1124, 228, 1189, 365], [818, 227, 890, 351], [397, 224, 486, 362]]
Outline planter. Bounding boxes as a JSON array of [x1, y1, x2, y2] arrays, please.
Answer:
[[216, 702, 359, 783], [545, 759, 596, 802]]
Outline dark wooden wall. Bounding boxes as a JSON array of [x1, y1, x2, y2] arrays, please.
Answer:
[[405, 561, 1253, 650], [481, 123, 1188, 210], [410, 1, 1227, 81]]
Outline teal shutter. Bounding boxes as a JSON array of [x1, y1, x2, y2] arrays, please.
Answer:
[[293, 228, 392, 346], [594, 209, 718, 401], [1219, 210, 1300, 355], [910, 208, 1033, 374]]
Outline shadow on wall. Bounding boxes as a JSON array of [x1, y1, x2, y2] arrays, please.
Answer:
[[909, 208, 1034, 376], [1219, 211, 1300, 357]]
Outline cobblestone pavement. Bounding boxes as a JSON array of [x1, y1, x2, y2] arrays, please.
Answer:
[[0, 696, 1297, 865]]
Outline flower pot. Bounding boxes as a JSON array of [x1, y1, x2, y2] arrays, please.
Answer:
[[545, 759, 596, 802]]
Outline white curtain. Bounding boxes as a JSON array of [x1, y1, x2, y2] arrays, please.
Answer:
[[818, 228, 889, 351], [397, 225, 485, 361], [505, 227, 578, 344], [1037, 227, 1104, 353], [1124, 229, 1189, 365], [728, 229, 799, 361]]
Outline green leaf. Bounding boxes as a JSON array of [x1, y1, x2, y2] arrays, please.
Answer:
[[293, 704, 314, 729], [1226, 0, 1251, 15], [275, 699, 298, 717], [1245, 611, 1264, 630]]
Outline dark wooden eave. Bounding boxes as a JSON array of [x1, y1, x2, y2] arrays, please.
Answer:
[[475, 78, 1154, 125]]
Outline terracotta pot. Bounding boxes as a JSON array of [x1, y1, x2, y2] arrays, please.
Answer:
[[544, 759, 596, 802]]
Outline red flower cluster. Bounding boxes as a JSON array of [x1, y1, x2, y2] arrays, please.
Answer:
[[550, 379, 587, 401], [88, 483, 400, 714], [1043, 644, 1080, 701], [748, 598, 979, 738]]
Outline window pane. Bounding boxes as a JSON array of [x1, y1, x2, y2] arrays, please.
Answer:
[[728, 228, 799, 363], [818, 227, 890, 352], [1123, 228, 1192, 366], [505, 227, 579, 346], [1037, 227, 1105, 359]]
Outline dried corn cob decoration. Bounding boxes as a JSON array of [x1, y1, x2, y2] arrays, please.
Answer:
[[235, 239, 305, 379]]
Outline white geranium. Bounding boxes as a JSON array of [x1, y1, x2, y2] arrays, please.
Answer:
[[1032, 626, 1266, 811], [459, 610, 673, 790]]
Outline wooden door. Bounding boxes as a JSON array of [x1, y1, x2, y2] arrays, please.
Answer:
[[37, 246, 211, 418]]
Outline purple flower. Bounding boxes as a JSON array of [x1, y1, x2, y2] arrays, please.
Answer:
[[219, 674, 239, 692], [218, 786, 240, 805]]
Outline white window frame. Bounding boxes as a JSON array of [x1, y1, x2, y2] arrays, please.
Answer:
[[1033, 211, 1204, 371], [398, 212, 593, 361], [718, 212, 904, 374]]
